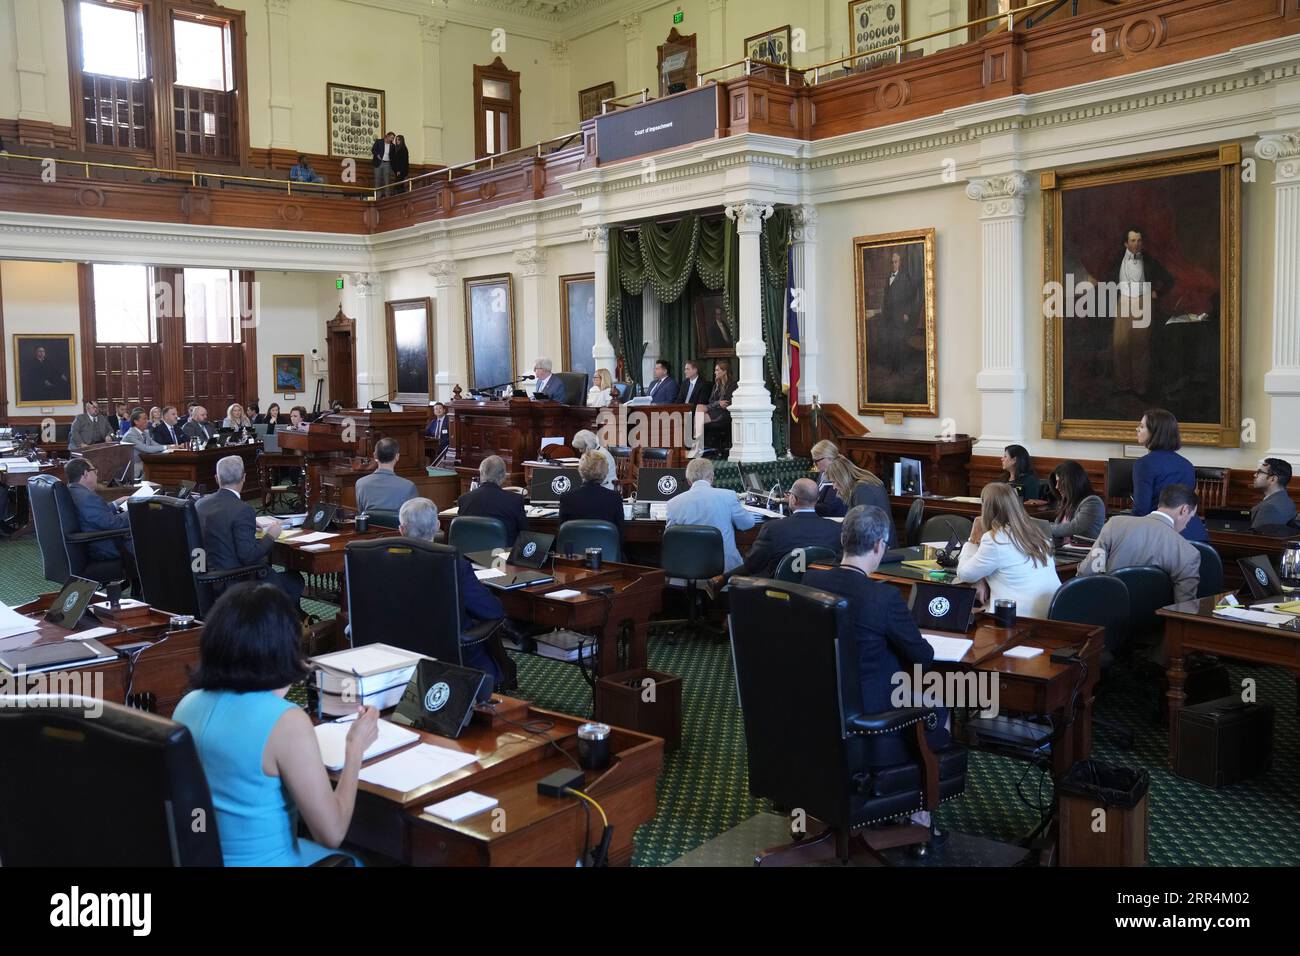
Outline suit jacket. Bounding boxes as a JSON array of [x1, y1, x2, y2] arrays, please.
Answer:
[[664, 481, 756, 572], [151, 420, 183, 446], [456, 482, 527, 546], [457, 556, 505, 628], [69, 482, 133, 562], [121, 426, 166, 479], [955, 530, 1061, 620], [814, 481, 898, 548], [425, 415, 450, 449], [1251, 490, 1297, 530], [738, 510, 842, 578], [68, 414, 115, 450], [392, 143, 410, 179], [707, 379, 736, 422], [881, 269, 921, 323], [1131, 450, 1208, 542], [674, 376, 712, 406], [1078, 512, 1201, 604], [182, 419, 216, 444], [371, 138, 393, 168], [558, 480, 625, 538], [801, 566, 946, 767], [355, 469, 417, 514], [194, 488, 275, 572], [533, 374, 568, 402], [1049, 495, 1106, 541], [647, 375, 678, 405]]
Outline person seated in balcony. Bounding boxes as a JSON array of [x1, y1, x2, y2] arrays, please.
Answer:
[[289, 155, 325, 185]]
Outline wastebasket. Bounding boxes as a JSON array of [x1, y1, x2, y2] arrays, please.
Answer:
[[1056, 759, 1149, 866], [595, 668, 682, 751]]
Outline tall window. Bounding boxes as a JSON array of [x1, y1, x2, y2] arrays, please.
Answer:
[[77, 1, 151, 151], [181, 269, 243, 343], [474, 58, 521, 158], [91, 264, 156, 342], [172, 14, 236, 158], [173, 17, 233, 91], [80, 2, 147, 79]]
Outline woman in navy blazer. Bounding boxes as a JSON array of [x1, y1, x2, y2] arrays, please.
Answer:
[[815, 458, 899, 549], [1132, 408, 1208, 542]]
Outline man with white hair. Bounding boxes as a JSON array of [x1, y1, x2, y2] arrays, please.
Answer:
[[399, 497, 507, 685], [195, 454, 304, 606], [665, 457, 756, 573], [532, 357, 568, 402], [456, 454, 526, 545]]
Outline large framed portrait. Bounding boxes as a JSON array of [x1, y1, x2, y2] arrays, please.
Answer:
[[1041, 146, 1241, 446], [693, 291, 735, 359], [848, 0, 904, 70], [560, 274, 596, 380], [273, 354, 305, 395], [743, 25, 792, 67], [327, 82, 385, 159], [578, 82, 615, 122], [14, 334, 75, 406], [385, 298, 435, 402], [853, 228, 937, 417], [463, 275, 516, 391]]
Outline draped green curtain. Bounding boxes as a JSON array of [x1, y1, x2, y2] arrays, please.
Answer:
[[759, 208, 792, 454], [618, 290, 645, 388], [659, 278, 699, 379]]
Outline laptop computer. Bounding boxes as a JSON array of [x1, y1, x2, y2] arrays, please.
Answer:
[[303, 502, 338, 532], [637, 467, 688, 502], [908, 581, 977, 633], [1238, 555, 1284, 600], [390, 658, 490, 738], [467, 531, 557, 589], [529, 467, 582, 506], [170, 480, 196, 500], [43, 576, 99, 630], [1204, 507, 1253, 533]]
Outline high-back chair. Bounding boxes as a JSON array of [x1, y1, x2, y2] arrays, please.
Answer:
[[919, 514, 972, 544], [654, 525, 724, 641], [1190, 541, 1223, 599], [27, 473, 132, 587], [1048, 574, 1135, 748], [447, 515, 509, 556], [556, 519, 622, 563], [903, 496, 926, 546], [773, 545, 838, 583]]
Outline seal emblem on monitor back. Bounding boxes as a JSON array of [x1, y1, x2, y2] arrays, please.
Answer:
[[928, 596, 950, 617], [424, 681, 450, 712], [522, 541, 538, 559], [657, 474, 678, 496], [1255, 567, 1269, 587], [551, 475, 571, 496], [62, 592, 80, 614]]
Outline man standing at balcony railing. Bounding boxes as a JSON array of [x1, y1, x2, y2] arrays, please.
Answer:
[[371, 131, 396, 197]]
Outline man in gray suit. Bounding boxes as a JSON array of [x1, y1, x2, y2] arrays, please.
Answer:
[[665, 457, 756, 573], [355, 437, 417, 514], [532, 357, 568, 402], [183, 405, 216, 445], [68, 400, 116, 450], [1250, 458, 1297, 530], [120, 408, 167, 480], [1078, 483, 1201, 603]]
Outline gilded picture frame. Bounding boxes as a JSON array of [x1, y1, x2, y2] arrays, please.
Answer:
[[326, 82, 386, 159], [1041, 145, 1241, 446], [743, 25, 792, 68], [578, 82, 615, 122], [14, 333, 76, 407], [853, 228, 938, 417], [463, 274, 516, 391], [272, 354, 305, 395], [384, 297, 435, 402]]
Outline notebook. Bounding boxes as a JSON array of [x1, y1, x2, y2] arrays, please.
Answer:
[[314, 716, 420, 772]]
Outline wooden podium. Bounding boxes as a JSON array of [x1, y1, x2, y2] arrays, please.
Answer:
[[840, 434, 973, 497], [71, 441, 135, 485], [278, 408, 430, 510], [450, 397, 597, 490], [140, 444, 262, 497]]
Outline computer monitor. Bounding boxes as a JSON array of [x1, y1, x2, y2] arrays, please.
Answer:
[[1106, 458, 1135, 502], [637, 467, 688, 502], [896, 457, 922, 496], [529, 466, 582, 505]]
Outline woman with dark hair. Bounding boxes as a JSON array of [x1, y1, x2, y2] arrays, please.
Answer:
[[255, 402, 282, 426], [1000, 444, 1044, 500], [173, 583, 378, 866], [1048, 461, 1105, 542], [1133, 408, 1208, 541]]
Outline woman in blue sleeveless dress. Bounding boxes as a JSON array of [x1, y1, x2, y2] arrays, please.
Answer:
[[174, 583, 378, 866]]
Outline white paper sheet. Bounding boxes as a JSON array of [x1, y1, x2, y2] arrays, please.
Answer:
[[63, 626, 118, 642], [314, 717, 419, 772], [358, 743, 477, 792], [1003, 645, 1045, 659], [1213, 607, 1294, 626], [425, 791, 499, 823], [0, 602, 37, 641], [291, 531, 338, 544], [474, 568, 506, 581], [921, 633, 974, 662], [545, 589, 582, 599]]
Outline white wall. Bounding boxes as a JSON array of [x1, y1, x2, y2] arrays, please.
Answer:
[[252, 271, 338, 409], [0, 259, 84, 417]]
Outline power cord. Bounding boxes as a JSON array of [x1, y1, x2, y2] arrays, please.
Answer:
[[563, 787, 612, 866], [480, 700, 582, 772]]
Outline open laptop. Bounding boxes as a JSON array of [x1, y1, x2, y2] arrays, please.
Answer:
[[1238, 555, 1284, 601], [1203, 507, 1253, 533], [468, 531, 556, 589], [908, 581, 977, 633], [390, 658, 490, 738], [637, 467, 688, 502], [254, 423, 280, 452], [42, 575, 99, 630], [529, 466, 582, 506], [303, 502, 338, 532]]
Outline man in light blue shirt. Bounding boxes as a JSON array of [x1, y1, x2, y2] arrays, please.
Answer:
[[355, 437, 417, 514], [665, 457, 756, 573]]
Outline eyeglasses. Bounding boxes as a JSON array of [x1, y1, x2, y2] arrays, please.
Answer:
[[1256, 468, 1272, 477]]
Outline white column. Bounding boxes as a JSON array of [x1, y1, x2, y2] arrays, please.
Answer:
[[419, 17, 447, 163], [965, 173, 1030, 457], [725, 202, 776, 462], [514, 247, 550, 392], [641, 286, 661, 386], [621, 15, 643, 96], [1259, 132, 1300, 464], [266, 0, 294, 149], [347, 272, 388, 406], [13, 0, 49, 123], [707, 0, 727, 73], [587, 227, 616, 372], [428, 257, 462, 401], [790, 204, 820, 403], [549, 42, 572, 137]]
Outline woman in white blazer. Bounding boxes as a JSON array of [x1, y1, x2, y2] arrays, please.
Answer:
[[956, 482, 1061, 619]]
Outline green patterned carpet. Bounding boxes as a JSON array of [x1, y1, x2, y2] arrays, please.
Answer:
[[6, 530, 1296, 867]]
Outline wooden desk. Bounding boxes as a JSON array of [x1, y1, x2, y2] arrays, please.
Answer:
[[1157, 595, 1300, 760], [342, 697, 662, 866], [7, 592, 202, 717], [278, 408, 428, 510], [841, 435, 973, 497], [1204, 526, 1300, 590], [140, 444, 262, 497], [870, 553, 1080, 589], [0, 463, 58, 536], [450, 397, 597, 490], [889, 494, 1056, 526]]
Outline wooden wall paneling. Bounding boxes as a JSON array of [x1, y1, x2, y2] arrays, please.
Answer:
[[0, 264, 6, 421], [326, 308, 357, 408], [77, 263, 97, 406], [155, 266, 185, 408]]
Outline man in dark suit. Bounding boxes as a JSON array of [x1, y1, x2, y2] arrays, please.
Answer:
[[875, 251, 922, 375], [425, 402, 451, 454], [194, 455, 304, 607], [674, 359, 712, 406], [1106, 225, 1175, 397], [558, 452, 625, 540], [21, 345, 70, 402], [371, 131, 396, 196], [182, 405, 216, 444], [150, 405, 184, 446], [531, 358, 568, 402], [732, 478, 841, 579], [65, 457, 136, 574], [456, 454, 526, 546], [646, 359, 678, 405]]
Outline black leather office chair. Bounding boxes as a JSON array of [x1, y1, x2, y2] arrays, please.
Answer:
[[1048, 575, 1134, 749], [1190, 541, 1223, 598], [365, 508, 402, 529], [729, 577, 967, 865], [640, 447, 670, 466], [345, 538, 504, 680], [126, 496, 267, 617], [903, 497, 925, 546], [550, 371, 589, 405], [1113, 565, 1174, 655], [448, 515, 509, 555], [773, 545, 838, 583], [0, 695, 353, 867], [557, 519, 622, 563], [27, 473, 133, 587], [654, 524, 725, 641], [612, 382, 633, 402], [919, 514, 972, 544]]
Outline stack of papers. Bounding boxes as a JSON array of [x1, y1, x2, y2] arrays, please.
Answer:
[[1004, 645, 1045, 659], [310, 644, 424, 715], [314, 717, 420, 771], [0, 457, 39, 474], [0, 602, 38, 641], [474, 568, 506, 581], [358, 743, 477, 792], [1213, 606, 1294, 626], [425, 791, 499, 823], [743, 504, 783, 519], [922, 634, 973, 661], [291, 531, 337, 544]]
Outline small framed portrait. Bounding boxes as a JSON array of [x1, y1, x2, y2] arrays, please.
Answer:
[[848, 0, 905, 70], [578, 82, 616, 121], [385, 297, 435, 402], [463, 274, 516, 390], [853, 228, 938, 417], [273, 354, 306, 394], [14, 334, 76, 406], [327, 82, 386, 158], [560, 274, 596, 380], [693, 291, 735, 358], [743, 25, 792, 67]]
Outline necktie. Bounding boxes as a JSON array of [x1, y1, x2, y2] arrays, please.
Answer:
[[686, 380, 694, 403]]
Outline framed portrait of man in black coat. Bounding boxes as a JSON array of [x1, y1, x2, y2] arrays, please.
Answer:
[[14, 334, 76, 406]]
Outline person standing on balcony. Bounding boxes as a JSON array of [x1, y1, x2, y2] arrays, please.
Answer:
[[393, 134, 410, 191], [371, 131, 396, 197]]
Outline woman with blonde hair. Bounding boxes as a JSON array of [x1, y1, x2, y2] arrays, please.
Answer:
[[956, 482, 1060, 618], [587, 368, 614, 408], [224, 402, 252, 431], [821, 456, 897, 547]]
